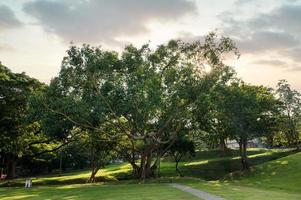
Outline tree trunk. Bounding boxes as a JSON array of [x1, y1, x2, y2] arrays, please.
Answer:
[[219, 137, 228, 154], [157, 157, 161, 178], [138, 148, 156, 181], [6, 157, 17, 179], [266, 133, 274, 148], [295, 137, 300, 151], [88, 166, 100, 183], [0, 156, 3, 178], [175, 161, 182, 177], [239, 138, 250, 170], [293, 130, 300, 151], [59, 155, 62, 176], [47, 162, 52, 174], [151, 152, 161, 178], [130, 161, 140, 178], [140, 152, 146, 180], [145, 150, 153, 177], [87, 146, 98, 183], [0, 167, 3, 179]]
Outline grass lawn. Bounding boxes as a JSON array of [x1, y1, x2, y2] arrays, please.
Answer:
[[178, 178, 301, 200], [0, 148, 294, 187], [0, 163, 132, 187], [159, 148, 294, 180], [177, 152, 301, 200], [0, 183, 200, 200], [1, 149, 299, 200], [230, 152, 301, 193]]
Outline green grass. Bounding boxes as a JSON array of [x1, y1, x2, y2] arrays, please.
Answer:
[[0, 163, 132, 187], [158, 148, 294, 180], [230, 152, 301, 193], [0, 148, 294, 187], [177, 152, 301, 200], [0, 149, 300, 200], [177, 178, 301, 200], [0, 183, 200, 200]]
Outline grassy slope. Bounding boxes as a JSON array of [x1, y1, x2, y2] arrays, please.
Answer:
[[233, 151, 301, 192], [0, 184, 200, 200], [160, 148, 294, 180], [180, 152, 301, 200]]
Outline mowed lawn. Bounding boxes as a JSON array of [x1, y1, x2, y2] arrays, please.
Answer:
[[1, 149, 300, 200], [179, 152, 301, 200], [0, 148, 294, 187], [0, 184, 199, 200], [180, 179, 301, 200]]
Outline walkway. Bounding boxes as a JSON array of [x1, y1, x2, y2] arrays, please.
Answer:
[[170, 183, 225, 200]]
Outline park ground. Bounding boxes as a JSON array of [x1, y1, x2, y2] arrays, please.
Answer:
[[1, 148, 301, 200]]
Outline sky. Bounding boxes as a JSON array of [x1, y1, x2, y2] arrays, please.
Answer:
[[0, 0, 300, 91]]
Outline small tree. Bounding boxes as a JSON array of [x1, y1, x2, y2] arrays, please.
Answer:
[[168, 136, 195, 176], [86, 131, 115, 183], [276, 80, 301, 150]]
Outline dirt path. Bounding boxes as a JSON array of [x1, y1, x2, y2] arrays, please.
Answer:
[[170, 183, 225, 200]]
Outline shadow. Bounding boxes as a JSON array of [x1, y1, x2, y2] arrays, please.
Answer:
[[173, 150, 296, 181]]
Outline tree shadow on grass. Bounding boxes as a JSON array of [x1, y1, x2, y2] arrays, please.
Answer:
[[178, 150, 295, 180]]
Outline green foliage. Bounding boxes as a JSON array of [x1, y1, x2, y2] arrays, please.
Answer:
[[276, 80, 301, 148], [215, 82, 281, 169], [36, 32, 239, 179], [223, 82, 279, 140], [0, 62, 49, 178], [168, 135, 195, 176]]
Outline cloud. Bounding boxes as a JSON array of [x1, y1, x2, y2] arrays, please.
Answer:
[[219, 1, 301, 71], [23, 0, 196, 46], [256, 4, 301, 33], [0, 43, 15, 52], [0, 5, 22, 32], [252, 59, 288, 68], [238, 31, 300, 53], [234, 0, 256, 5], [175, 31, 206, 43], [283, 47, 301, 62], [252, 59, 301, 72]]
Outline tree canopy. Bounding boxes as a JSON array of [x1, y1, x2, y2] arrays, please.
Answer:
[[35, 33, 239, 179]]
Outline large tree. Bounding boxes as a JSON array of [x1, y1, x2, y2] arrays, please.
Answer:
[[38, 33, 238, 179]]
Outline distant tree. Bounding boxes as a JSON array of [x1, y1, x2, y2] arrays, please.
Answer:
[[276, 80, 301, 149], [0, 63, 49, 178]]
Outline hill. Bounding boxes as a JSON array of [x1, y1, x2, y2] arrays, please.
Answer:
[[180, 151, 301, 200], [231, 152, 301, 193]]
